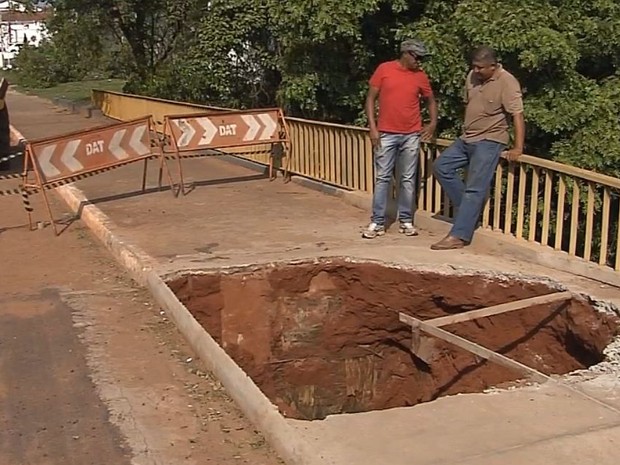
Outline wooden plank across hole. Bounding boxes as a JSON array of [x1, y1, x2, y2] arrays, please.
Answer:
[[400, 291, 572, 329], [399, 313, 550, 383], [398, 291, 572, 381]]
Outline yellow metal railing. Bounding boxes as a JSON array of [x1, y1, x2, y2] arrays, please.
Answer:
[[285, 117, 374, 192], [91, 90, 620, 271], [418, 142, 620, 269]]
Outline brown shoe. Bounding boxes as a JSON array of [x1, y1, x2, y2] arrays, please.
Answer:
[[431, 235, 466, 250]]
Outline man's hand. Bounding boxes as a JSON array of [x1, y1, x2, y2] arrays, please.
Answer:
[[503, 148, 522, 162], [421, 124, 436, 143], [370, 128, 380, 148]]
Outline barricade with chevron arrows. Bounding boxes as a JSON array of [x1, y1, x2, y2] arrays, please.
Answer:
[[19, 116, 177, 235], [161, 108, 290, 195]]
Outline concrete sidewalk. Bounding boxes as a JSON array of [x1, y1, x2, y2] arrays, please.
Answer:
[[68, 141, 620, 304], [9, 90, 620, 465]]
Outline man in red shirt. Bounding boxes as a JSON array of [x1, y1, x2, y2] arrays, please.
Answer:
[[362, 39, 437, 239]]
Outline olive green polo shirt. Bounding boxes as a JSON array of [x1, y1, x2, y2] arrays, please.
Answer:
[[462, 65, 523, 145]]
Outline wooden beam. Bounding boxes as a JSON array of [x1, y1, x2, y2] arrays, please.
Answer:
[[400, 291, 572, 329], [399, 312, 550, 383], [410, 327, 437, 362]]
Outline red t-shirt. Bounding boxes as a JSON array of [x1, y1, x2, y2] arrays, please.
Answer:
[[369, 61, 433, 133]]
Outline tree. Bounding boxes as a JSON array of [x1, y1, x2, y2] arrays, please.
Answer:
[[48, 0, 205, 80], [32, 0, 620, 177], [141, 0, 277, 108], [404, 0, 620, 174], [266, 0, 416, 122], [143, 0, 427, 121], [14, 1, 129, 86]]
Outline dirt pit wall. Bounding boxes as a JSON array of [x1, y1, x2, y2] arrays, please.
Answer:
[[168, 260, 619, 420]]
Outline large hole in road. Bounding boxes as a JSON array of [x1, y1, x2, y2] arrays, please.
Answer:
[[168, 260, 619, 421]]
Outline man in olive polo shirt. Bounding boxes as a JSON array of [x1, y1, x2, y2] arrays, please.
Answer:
[[431, 46, 525, 250]]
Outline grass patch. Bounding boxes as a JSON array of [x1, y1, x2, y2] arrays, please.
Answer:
[[7, 75, 126, 103]]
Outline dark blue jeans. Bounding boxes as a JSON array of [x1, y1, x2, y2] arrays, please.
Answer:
[[433, 138, 505, 242]]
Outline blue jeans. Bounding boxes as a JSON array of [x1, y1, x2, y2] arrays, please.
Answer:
[[433, 138, 505, 242], [371, 132, 420, 225]]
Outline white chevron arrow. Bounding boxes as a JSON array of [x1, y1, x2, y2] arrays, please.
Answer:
[[61, 139, 83, 172], [129, 125, 150, 155], [39, 144, 60, 178], [109, 129, 128, 160], [174, 119, 196, 147], [258, 113, 277, 140], [197, 117, 217, 145], [241, 115, 260, 142]]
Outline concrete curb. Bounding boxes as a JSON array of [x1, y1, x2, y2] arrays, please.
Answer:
[[220, 154, 270, 174], [54, 183, 326, 465], [50, 97, 102, 118], [57, 185, 155, 286], [340, 197, 620, 288]]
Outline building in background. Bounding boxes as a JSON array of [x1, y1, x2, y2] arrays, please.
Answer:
[[0, 1, 50, 69]]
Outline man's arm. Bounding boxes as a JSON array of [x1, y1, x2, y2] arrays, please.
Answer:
[[421, 93, 437, 142], [463, 71, 473, 104], [366, 86, 380, 148], [502, 75, 525, 161], [504, 112, 525, 161], [419, 72, 437, 142]]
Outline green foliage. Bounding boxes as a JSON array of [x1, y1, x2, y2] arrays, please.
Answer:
[[404, 0, 620, 161], [14, 1, 134, 87], [11, 78, 125, 102], [135, 0, 276, 108], [13, 41, 77, 87], [17, 0, 620, 177], [551, 77, 620, 177], [49, 0, 205, 80], [266, 0, 419, 121]]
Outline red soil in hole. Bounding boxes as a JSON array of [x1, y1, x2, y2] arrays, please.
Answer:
[[168, 260, 619, 421]]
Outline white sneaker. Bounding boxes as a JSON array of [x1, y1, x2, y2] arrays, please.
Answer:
[[399, 222, 418, 236], [362, 222, 385, 239]]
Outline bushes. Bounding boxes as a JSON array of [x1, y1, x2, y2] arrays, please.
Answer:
[[12, 42, 72, 88]]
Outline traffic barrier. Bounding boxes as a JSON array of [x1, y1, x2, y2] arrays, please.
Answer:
[[22, 116, 176, 235], [0, 150, 23, 165], [161, 108, 290, 194], [0, 172, 22, 182]]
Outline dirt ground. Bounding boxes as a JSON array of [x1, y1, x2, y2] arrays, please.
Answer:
[[1, 96, 282, 464], [169, 261, 619, 420]]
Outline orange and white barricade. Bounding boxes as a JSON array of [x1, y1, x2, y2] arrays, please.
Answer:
[[161, 108, 290, 194], [22, 116, 176, 235]]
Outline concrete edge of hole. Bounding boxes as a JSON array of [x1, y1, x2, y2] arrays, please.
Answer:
[[159, 254, 620, 324], [159, 254, 570, 293], [55, 183, 328, 465], [159, 253, 620, 405], [219, 154, 620, 290]]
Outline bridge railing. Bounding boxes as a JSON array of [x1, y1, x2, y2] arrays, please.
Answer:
[[91, 89, 620, 271]]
